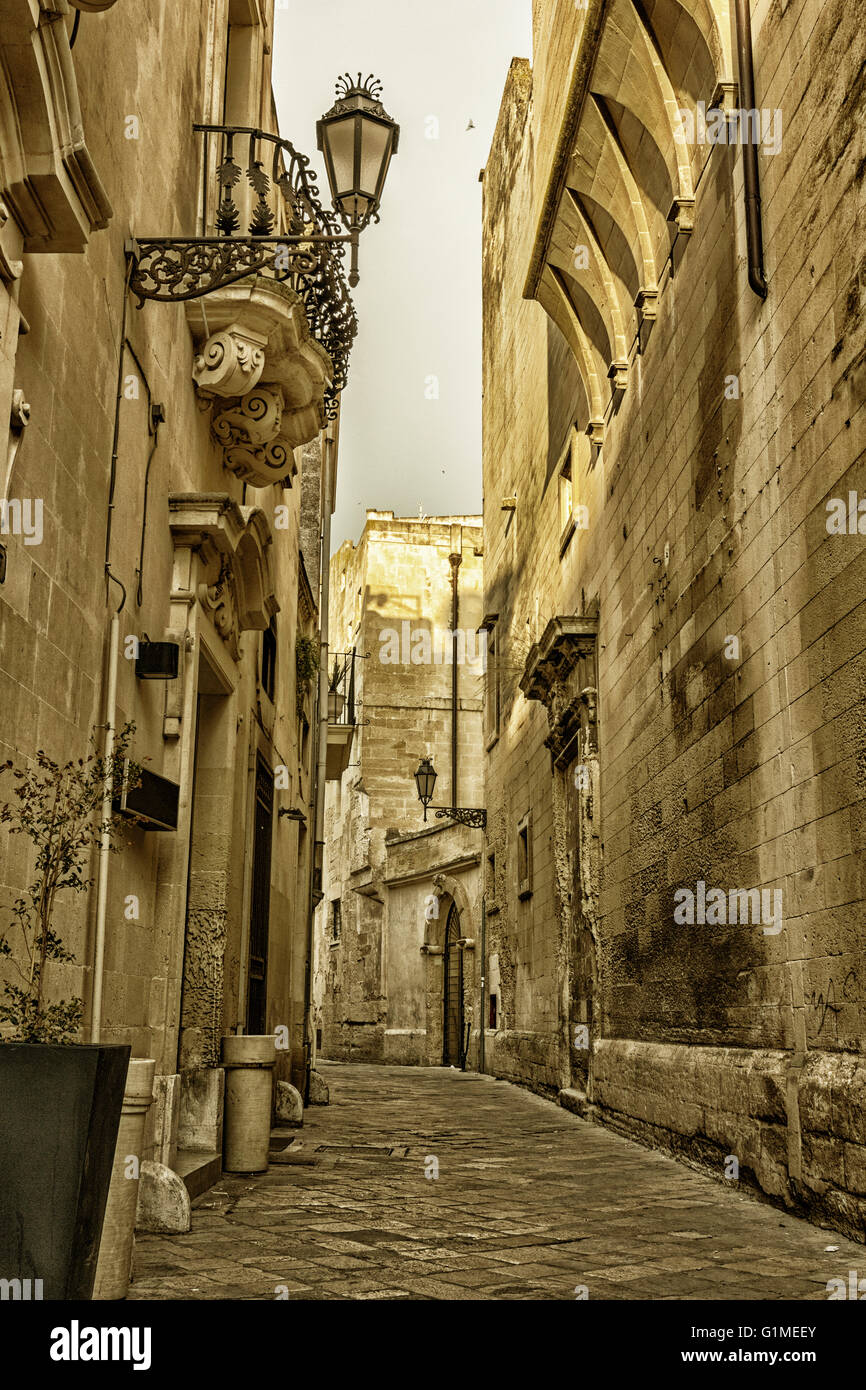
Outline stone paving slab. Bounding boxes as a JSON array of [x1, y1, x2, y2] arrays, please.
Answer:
[[128, 1063, 865, 1301]]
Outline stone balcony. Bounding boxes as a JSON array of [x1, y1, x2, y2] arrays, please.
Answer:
[[185, 277, 333, 488]]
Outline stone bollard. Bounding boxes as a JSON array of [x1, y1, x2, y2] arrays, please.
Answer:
[[93, 1057, 156, 1300], [221, 1035, 276, 1172], [275, 1080, 304, 1126]]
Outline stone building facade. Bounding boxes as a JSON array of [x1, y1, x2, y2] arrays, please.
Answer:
[[482, 0, 866, 1237], [0, 0, 346, 1195], [314, 511, 486, 1068]]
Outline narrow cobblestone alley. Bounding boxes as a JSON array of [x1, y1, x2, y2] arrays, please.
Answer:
[[128, 1064, 863, 1301]]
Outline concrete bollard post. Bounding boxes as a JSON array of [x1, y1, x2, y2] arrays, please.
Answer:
[[93, 1057, 156, 1300], [221, 1035, 276, 1172]]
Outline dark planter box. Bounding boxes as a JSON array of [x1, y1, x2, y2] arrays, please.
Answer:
[[0, 1043, 130, 1299]]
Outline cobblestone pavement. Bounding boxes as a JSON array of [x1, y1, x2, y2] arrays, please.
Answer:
[[129, 1063, 864, 1301]]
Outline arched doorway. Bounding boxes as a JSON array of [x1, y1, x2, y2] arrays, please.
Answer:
[[443, 902, 464, 1066]]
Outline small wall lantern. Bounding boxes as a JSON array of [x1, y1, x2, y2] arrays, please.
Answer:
[[135, 640, 179, 681], [414, 756, 438, 822]]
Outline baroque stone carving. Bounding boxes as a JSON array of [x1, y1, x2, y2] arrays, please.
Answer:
[[211, 386, 283, 449], [180, 906, 227, 1069], [193, 325, 267, 398], [186, 278, 332, 487], [207, 385, 298, 487], [521, 616, 599, 769], [170, 494, 279, 663]]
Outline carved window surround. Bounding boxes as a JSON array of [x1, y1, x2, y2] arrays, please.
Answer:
[[169, 493, 279, 664], [0, 1, 112, 253], [520, 615, 599, 769], [185, 277, 332, 488]]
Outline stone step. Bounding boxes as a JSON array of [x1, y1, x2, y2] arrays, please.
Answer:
[[175, 1149, 222, 1200]]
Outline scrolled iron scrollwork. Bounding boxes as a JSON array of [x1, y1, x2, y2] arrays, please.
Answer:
[[128, 122, 359, 416], [434, 807, 488, 829]]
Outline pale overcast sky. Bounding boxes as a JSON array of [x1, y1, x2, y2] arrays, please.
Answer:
[[273, 0, 532, 552]]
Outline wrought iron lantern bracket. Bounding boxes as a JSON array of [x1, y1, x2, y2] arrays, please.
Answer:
[[433, 806, 487, 830], [123, 121, 364, 419]]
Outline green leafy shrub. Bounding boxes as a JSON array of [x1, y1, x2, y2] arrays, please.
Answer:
[[0, 724, 140, 1043], [295, 634, 319, 717]]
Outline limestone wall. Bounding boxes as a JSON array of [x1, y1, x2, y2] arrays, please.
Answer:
[[0, 0, 319, 1156], [482, 0, 866, 1234]]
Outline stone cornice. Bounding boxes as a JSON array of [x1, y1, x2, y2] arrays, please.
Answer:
[[0, 0, 112, 250], [521, 615, 599, 770]]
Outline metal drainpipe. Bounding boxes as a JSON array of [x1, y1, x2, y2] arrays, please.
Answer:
[[735, 0, 769, 298], [303, 420, 337, 1102], [90, 581, 124, 1043], [91, 257, 134, 1043], [449, 547, 461, 807], [479, 898, 486, 1075]]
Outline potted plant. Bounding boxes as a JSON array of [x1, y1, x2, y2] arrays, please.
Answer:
[[327, 654, 348, 722], [0, 726, 140, 1299]]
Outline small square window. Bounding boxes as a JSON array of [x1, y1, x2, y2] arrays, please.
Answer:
[[517, 812, 533, 899]]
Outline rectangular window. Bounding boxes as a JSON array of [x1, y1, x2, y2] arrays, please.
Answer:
[[330, 897, 342, 942], [261, 617, 277, 702], [560, 450, 573, 532], [517, 811, 533, 900], [223, 1, 262, 126], [559, 442, 576, 556], [485, 623, 501, 747], [489, 993, 498, 1029]]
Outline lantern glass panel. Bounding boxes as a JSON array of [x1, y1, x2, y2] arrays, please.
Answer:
[[359, 120, 391, 197], [324, 116, 357, 199], [415, 759, 437, 805]]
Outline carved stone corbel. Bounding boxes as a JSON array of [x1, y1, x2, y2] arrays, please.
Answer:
[[208, 387, 299, 488], [198, 557, 240, 661], [211, 386, 284, 449], [193, 325, 267, 398], [185, 279, 331, 488]]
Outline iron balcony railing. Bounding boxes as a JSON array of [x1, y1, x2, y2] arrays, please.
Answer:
[[128, 124, 359, 416]]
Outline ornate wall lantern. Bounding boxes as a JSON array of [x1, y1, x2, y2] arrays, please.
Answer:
[[414, 756, 438, 822], [413, 756, 486, 829], [317, 75, 400, 286]]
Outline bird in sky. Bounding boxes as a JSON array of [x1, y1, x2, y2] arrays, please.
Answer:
[[466, 119, 476, 131]]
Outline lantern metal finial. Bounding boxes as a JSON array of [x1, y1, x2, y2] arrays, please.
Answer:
[[335, 73, 384, 102]]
